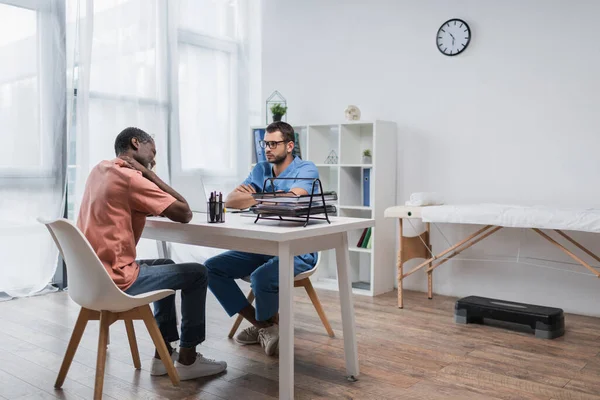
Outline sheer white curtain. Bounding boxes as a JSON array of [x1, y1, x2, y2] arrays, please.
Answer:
[[168, 0, 262, 264], [0, 0, 259, 300], [70, 0, 171, 214], [0, 0, 67, 300], [70, 0, 261, 263], [172, 0, 261, 194], [68, 0, 172, 259]]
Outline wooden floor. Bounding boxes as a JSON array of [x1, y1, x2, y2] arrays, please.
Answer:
[[1, 286, 600, 399]]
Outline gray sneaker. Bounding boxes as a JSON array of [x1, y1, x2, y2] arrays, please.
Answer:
[[174, 353, 227, 380], [235, 325, 260, 345], [150, 349, 178, 376], [258, 325, 279, 356]]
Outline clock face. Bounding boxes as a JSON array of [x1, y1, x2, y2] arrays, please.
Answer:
[[437, 19, 471, 56]]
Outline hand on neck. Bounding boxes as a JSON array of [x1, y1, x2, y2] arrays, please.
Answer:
[[117, 150, 135, 161]]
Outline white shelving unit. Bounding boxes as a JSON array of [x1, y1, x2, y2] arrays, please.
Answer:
[[250, 121, 397, 296]]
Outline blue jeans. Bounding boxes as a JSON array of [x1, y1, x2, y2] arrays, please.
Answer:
[[205, 251, 317, 322], [125, 259, 207, 348]]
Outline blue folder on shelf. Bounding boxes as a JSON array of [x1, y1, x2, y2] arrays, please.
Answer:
[[254, 129, 266, 163], [363, 168, 371, 207]]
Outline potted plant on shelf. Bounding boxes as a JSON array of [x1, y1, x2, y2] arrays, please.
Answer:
[[362, 149, 372, 164], [270, 103, 288, 122]]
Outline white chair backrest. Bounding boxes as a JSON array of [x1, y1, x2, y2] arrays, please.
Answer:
[[294, 251, 322, 281], [39, 218, 130, 311], [309, 251, 322, 272]]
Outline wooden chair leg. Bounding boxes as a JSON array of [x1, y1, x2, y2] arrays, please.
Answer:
[[94, 311, 111, 400], [303, 279, 335, 338], [55, 307, 93, 388], [124, 319, 141, 369], [228, 290, 255, 339], [139, 305, 180, 386]]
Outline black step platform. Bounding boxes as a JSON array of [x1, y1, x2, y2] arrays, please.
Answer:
[[455, 296, 565, 339]]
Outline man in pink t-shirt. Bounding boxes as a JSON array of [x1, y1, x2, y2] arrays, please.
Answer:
[[77, 127, 226, 380]]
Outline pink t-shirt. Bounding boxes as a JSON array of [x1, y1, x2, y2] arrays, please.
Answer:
[[77, 158, 176, 290]]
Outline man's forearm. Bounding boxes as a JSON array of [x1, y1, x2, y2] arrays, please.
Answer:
[[225, 192, 257, 209], [145, 171, 188, 205]]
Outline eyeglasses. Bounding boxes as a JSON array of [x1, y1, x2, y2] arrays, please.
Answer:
[[259, 140, 288, 149]]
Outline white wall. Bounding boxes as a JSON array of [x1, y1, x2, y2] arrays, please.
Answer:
[[262, 0, 600, 316]]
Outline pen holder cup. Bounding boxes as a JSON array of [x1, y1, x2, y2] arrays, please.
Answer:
[[207, 201, 225, 223]]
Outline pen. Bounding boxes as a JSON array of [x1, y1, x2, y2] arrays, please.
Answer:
[[209, 192, 216, 222], [218, 192, 223, 222]]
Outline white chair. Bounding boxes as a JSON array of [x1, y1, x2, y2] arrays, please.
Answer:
[[228, 252, 335, 338], [39, 218, 179, 400]]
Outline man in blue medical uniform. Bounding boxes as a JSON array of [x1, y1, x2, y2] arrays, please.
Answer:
[[204, 121, 318, 356]]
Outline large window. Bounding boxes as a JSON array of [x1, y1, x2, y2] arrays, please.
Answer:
[[66, 0, 170, 219], [178, 41, 234, 172], [0, 3, 43, 174], [0, 0, 67, 295], [176, 0, 239, 176], [0, 0, 257, 294]]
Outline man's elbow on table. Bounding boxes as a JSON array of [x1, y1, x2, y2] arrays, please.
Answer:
[[225, 191, 257, 210], [162, 200, 193, 223]]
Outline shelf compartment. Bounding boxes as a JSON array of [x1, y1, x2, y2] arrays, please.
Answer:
[[313, 249, 337, 281], [316, 165, 339, 195], [349, 251, 371, 292], [348, 226, 373, 249], [339, 166, 372, 208], [340, 123, 374, 165], [308, 125, 339, 165]]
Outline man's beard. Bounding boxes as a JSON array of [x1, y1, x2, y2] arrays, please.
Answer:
[[268, 153, 287, 165]]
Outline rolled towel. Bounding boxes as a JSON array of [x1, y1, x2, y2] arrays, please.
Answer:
[[405, 192, 444, 206]]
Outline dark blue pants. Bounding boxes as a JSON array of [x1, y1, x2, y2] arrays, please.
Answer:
[[205, 251, 316, 322], [125, 259, 207, 348]]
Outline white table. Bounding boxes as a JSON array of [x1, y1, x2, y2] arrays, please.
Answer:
[[141, 213, 374, 399]]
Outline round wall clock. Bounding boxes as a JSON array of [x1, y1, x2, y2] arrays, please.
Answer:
[[436, 18, 471, 56]]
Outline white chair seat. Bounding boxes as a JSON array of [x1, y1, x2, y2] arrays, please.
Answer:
[[105, 289, 175, 313]]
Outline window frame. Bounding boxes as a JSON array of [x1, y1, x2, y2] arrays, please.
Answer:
[[0, 0, 66, 182], [170, 27, 240, 180], [0, 0, 67, 290]]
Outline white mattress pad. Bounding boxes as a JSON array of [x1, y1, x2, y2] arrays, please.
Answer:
[[420, 204, 600, 233]]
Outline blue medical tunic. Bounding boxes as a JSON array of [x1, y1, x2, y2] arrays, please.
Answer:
[[243, 156, 319, 194], [242, 156, 320, 265]]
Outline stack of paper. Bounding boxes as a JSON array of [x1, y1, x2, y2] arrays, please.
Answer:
[[251, 191, 338, 216]]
